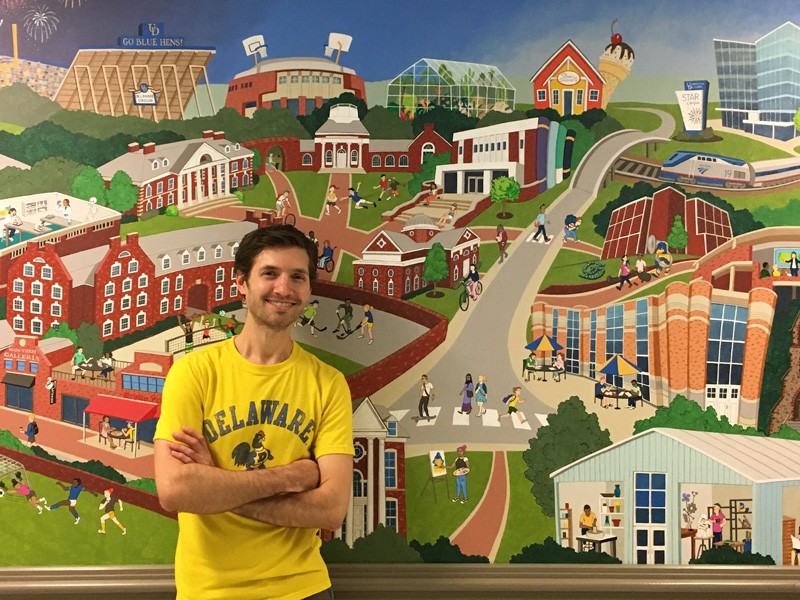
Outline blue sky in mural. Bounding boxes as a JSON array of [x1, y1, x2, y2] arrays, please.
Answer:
[[0, 0, 798, 82]]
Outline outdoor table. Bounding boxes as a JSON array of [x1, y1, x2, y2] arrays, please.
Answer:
[[77, 357, 106, 380], [576, 532, 618, 557], [602, 387, 643, 409], [533, 365, 560, 382], [107, 429, 130, 450]]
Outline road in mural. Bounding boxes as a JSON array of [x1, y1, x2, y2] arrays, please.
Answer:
[[0, 0, 800, 571]]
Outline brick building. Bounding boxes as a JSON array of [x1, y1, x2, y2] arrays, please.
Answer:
[[98, 131, 254, 216], [531, 40, 604, 117], [353, 215, 481, 297], [601, 186, 733, 260]]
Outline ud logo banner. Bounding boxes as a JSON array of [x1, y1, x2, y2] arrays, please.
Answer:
[[132, 83, 159, 106]]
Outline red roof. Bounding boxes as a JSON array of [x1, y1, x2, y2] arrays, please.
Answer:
[[84, 394, 160, 423]]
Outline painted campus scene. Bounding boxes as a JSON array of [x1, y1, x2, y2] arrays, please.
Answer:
[[2, 0, 800, 576]]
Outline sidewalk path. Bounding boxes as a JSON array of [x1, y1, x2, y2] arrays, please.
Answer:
[[450, 450, 509, 563]]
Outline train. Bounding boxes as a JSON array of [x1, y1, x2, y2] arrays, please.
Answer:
[[658, 150, 800, 188]]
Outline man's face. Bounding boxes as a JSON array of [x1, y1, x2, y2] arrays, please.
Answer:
[[585, 508, 591, 516], [236, 247, 311, 332]]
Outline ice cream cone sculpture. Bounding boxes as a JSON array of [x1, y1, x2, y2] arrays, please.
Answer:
[[598, 19, 635, 109]]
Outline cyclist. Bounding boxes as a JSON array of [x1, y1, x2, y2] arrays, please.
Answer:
[[462, 263, 480, 301]]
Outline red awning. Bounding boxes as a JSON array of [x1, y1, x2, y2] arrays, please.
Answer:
[[84, 394, 160, 423]]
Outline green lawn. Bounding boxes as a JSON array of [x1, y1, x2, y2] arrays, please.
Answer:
[[0, 471, 177, 566], [752, 198, 800, 226], [467, 180, 570, 228], [494, 452, 553, 563], [405, 451, 493, 546], [538, 248, 602, 290], [578, 181, 627, 247], [624, 271, 693, 300], [334, 251, 357, 286], [120, 215, 226, 237], [238, 176, 277, 210], [605, 103, 663, 133], [0, 122, 24, 134], [348, 172, 415, 231], [296, 342, 364, 376], [408, 285, 463, 321], [284, 171, 331, 218], [627, 129, 791, 162]]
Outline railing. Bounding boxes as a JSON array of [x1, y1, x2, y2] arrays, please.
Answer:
[[164, 327, 229, 354], [51, 359, 133, 389]]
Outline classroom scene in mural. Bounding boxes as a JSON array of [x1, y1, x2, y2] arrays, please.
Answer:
[[1, 0, 800, 580]]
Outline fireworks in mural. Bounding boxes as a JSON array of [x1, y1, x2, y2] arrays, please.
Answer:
[[0, 0, 25, 9], [23, 4, 59, 42], [60, 0, 84, 7]]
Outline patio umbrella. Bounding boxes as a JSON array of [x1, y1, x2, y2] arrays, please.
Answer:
[[597, 354, 642, 376], [525, 334, 563, 352]]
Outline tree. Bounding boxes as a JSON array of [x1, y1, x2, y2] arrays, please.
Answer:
[[41, 321, 79, 347], [249, 148, 262, 172], [794, 106, 800, 133], [422, 242, 450, 297], [409, 536, 489, 563], [0, 157, 84, 200], [634, 395, 762, 437], [666, 214, 689, 252], [106, 170, 139, 213], [490, 175, 521, 219], [511, 536, 621, 564], [522, 396, 612, 517], [411, 105, 479, 143], [362, 105, 414, 139], [320, 525, 423, 563], [71, 165, 108, 205], [408, 151, 450, 197], [76, 322, 103, 358]]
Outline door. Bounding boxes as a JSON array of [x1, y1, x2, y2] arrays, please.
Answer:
[[5, 384, 33, 411], [466, 174, 483, 193], [705, 385, 740, 423], [444, 172, 457, 193], [462, 257, 470, 277], [352, 504, 366, 540], [336, 149, 347, 168], [62, 394, 89, 425], [563, 90, 573, 116], [633, 472, 667, 564]]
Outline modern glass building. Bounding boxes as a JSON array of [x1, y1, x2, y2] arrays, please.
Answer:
[[386, 58, 516, 119], [714, 22, 800, 141]]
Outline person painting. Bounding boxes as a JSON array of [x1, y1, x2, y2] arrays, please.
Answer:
[[448, 445, 470, 504], [579, 504, 597, 534], [154, 225, 354, 600], [710, 503, 727, 544]]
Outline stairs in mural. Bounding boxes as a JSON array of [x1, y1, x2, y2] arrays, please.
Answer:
[[391, 195, 479, 226], [179, 195, 243, 218]]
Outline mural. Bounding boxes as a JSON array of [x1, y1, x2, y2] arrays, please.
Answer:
[[1, 0, 800, 574]]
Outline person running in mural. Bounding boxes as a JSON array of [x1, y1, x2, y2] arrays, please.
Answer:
[[373, 174, 390, 201], [499, 386, 527, 424], [47, 478, 86, 524], [447, 445, 470, 504], [563, 214, 580, 243], [98, 488, 126, 535], [342, 187, 376, 209], [418, 374, 435, 421], [458, 373, 474, 415], [333, 298, 353, 334], [324, 185, 341, 215]]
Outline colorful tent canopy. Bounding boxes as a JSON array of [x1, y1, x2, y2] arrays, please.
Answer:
[[597, 354, 642, 376], [83, 394, 160, 422], [525, 334, 564, 352]]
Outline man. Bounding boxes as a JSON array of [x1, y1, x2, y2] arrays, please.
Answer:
[[70, 346, 87, 379], [388, 177, 400, 199], [419, 374, 434, 421], [98, 487, 126, 535], [4, 207, 21, 244], [579, 504, 597, 534], [499, 386, 527, 424], [47, 478, 85, 524], [358, 303, 375, 344], [790, 251, 799, 277], [342, 187, 376, 209], [627, 379, 642, 409], [318, 240, 334, 269], [373, 174, 389, 201], [634, 253, 648, 284], [19, 414, 38, 447], [333, 298, 353, 334], [532, 204, 550, 243], [275, 190, 291, 219], [154, 225, 353, 600], [595, 375, 611, 408]]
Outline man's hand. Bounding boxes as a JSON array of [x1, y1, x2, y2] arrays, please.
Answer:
[[167, 427, 214, 467]]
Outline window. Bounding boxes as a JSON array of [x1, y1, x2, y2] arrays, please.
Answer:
[[24, 264, 34, 277], [31, 282, 42, 296], [552, 308, 559, 360], [605, 305, 624, 387], [162, 256, 171, 270], [41, 266, 52, 280], [122, 374, 166, 393], [121, 295, 131, 310], [385, 498, 398, 532], [325, 150, 333, 165], [372, 280, 379, 293], [350, 150, 358, 164], [197, 248, 206, 262], [291, 75, 299, 83], [174, 296, 182, 311], [12, 298, 23, 312], [168, 178, 174, 190], [635, 299, 651, 401], [172, 275, 181, 292], [385, 155, 395, 167], [589, 89, 599, 102], [385, 450, 397, 488], [333, 76, 341, 84], [128, 259, 139, 273], [399, 155, 408, 167], [104, 282, 115, 296], [138, 274, 148, 288], [52, 284, 62, 300], [232, 242, 239, 257], [232, 161, 238, 171], [137, 292, 147, 307], [388, 280, 394, 296], [537, 89, 546, 102], [566, 309, 580, 374], [215, 286, 224, 301], [387, 421, 398, 436], [589, 310, 597, 379], [122, 277, 132, 292], [216, 267, 225, 283], [103, 300, 113, 314], [102, 320, 113, 337], [301, 153, 313, 166], [29, 363, 38, 373], [151, 161, 158, 171], [161, 278, 170, 295], [372, 155, 381, 167], [278, 76, 287, 84], [31, 319, 42, 335], [181, 250, 190, 265], [577, 89, 584, 105], [214, 245, 223, 259], [552, 89, 559, 105], [301, 75, 309, 83], [230, 284, 238, 297], [12, 316, 23, 331], [322, 76, 329, 83], [312, 75, 320, 83], [159, 298, 169, 314], [30, 300, 41, 314], [156, 181, 163, 194], [136, 312, 146, 327], [13, 279, 23, 293]]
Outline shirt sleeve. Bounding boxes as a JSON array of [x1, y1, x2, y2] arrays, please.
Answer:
[[311, 370, 354, 459], [154, 356, 206, 444]]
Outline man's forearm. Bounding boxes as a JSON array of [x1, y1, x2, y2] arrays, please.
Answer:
[[233, 485, 344, 531]]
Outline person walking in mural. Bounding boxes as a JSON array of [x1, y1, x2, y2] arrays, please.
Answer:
[[652, 242, 672, 278], [5, 471, 46, 514], [499, 386, 527, 424], [18, 414, 38, 447], [324, 185, 341, 215], [98, 488, 126, 535], [710, 503, 727, 544], [418, 374, 434, 421], [457, 373, 474, 415], [266, 152, 276, 172], [373, 174, 390, 201], [333, 298, 353, 334], [447, 445, 470, 504], [47, 478, 86, 524], [388, 177, 401, 199], [532, 204, 551, 243], [474, 374, 488, 417], [153, 225, 352, 600], [634, 253, 648, 284], [357, 304, 375, 344], [615, 255, 633, 290], [307, 231, 319, 255], [562, 214, 580, 243], [790, 251, 799, 277], [496, 223, 509, 263]]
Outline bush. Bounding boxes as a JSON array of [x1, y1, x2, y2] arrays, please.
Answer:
[[579, 261, 606, 280], [511, 537, 621, 563], [410, 536, 489, 563], [30, 446, 127, 484], [164, 205, 179, 217], [140, 208, 159, 221], [689, 545, 774, 565], [126, 478, 157, 494]]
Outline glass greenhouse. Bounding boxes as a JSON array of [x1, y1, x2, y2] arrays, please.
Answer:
[[387, 58, 516, 119]]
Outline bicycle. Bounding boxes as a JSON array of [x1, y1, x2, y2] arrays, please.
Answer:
[[458, 279, 483, 312]]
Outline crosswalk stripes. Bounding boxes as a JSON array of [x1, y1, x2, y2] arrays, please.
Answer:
[[525, 231, 553, 244], [416, 406, 441, 426], [389, 409, 410, 422], [482, 408, 501, 427], [535, 413, 550, 427], [452, 407, 471, 426], [512, 414, 532, 430], [399, 406, 540, 429]]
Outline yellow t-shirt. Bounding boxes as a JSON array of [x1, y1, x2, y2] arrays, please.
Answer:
[[579, 511, 597, 529], [154, 338, 354, 600]]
